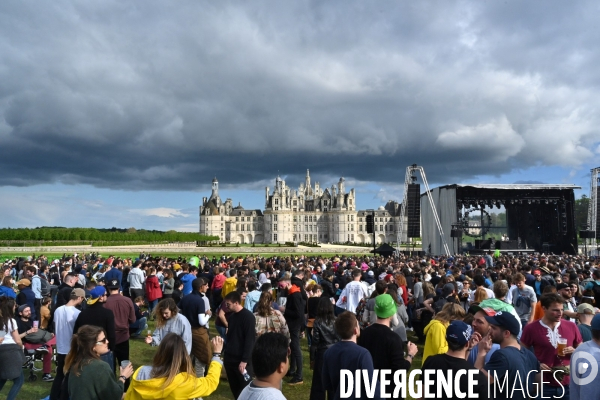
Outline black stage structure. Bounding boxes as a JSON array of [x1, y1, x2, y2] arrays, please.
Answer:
[[421, 184, 581, 255]]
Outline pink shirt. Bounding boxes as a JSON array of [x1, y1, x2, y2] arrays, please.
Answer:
[[520, 319, 582, 387]]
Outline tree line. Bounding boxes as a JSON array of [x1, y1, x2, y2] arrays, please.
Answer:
[[0, 227, 218, 243]]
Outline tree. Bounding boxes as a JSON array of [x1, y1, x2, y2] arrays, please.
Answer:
[[575, 195, 590, 230]]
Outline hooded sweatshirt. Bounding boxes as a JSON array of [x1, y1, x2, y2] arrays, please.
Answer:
[[422, 319, 449, 366], [221, 276, 238, 298], [125, 359, 222, 400]]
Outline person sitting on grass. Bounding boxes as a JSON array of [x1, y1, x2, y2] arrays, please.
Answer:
[[129, 296, 148, 338], [126, 333, 224, 400]]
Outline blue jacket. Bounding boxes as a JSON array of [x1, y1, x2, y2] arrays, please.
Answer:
[[0, 285, 16, 299], [16, 287, 37, 320], [180, 274, 195, 296]]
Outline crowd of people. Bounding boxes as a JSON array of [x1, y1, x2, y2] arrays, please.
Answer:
[[0, 250, 600, 399]]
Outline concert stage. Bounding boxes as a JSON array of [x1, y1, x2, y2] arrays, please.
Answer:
[[421, 184, 581, 255]]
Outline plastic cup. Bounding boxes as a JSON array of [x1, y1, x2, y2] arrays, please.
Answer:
[[147, 330, 152, 338], [557, 338, 567, 356], [33, 321, 39, 329], [121, 360, 131, 368]]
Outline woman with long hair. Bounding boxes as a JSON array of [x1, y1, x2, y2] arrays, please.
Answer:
[[65, 325, 134, 400], [0, 297, 24, 400], [254, 291, 289, 338], [395, 274, 409, 306], [472, 287, 488, 304], [309, 297, 339, 400], [0, 276, 16, 299], [422, 302, 466, 366], [146, 298, 192, 354], [126, 333, 224, 400]]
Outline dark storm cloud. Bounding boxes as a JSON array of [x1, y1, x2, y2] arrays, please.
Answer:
[[1, 0, 599, 191]]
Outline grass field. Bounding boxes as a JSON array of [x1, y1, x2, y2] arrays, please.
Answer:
[[1, 319, 425, 400]]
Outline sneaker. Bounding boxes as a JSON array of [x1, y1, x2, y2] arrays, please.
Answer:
[[36, 345, 49, 354], [42, 374, 54, 382], [288, 378, 304, 385], [406, 327, 414, 331]]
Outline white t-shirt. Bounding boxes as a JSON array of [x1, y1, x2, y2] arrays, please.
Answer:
[[54, 305, 81, 354], [238, 382, 286, 400], [336, 281, 369, 313], [0, 318, 18, 345]]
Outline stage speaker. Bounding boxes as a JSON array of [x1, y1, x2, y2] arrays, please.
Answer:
[[580, 230, 596, 239], [407, 183, 421, 238], [450, 229, 462, 238]]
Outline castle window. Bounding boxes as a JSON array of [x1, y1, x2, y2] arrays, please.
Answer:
[[274, 234, 278, 241], [235, 217, 239, 221], [274, 224, 277, 230], [275, 199, 279, 205], [293, 200, 297, 206]]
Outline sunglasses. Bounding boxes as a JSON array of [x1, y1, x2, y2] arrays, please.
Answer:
[[96, 337, 108, 345]]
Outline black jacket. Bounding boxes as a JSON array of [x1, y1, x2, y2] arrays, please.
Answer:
[[73, 302, 116, 351], [283, 283, 306, 329], [311, 319, 339, 350], [321, 280, 336, 299]]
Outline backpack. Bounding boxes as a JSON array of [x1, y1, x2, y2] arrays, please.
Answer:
[[513, 288, 531, 311], [355, 298, 370, 329], [34, 275, 51, 297]]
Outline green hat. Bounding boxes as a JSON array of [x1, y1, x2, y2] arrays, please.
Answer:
[[375, 294, 396, 319]]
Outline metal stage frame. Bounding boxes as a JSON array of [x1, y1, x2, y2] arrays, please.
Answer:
[[421, 184, 581, 255]]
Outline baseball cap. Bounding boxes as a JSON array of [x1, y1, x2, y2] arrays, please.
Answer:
[[591, 314, 600, 330], [577, 303, 595, 315], [485, 310, 520, 336], [87, 286, 106, 305], [106, 279, 120, 290], [367, 271, 374, 277], [375, 294, 397, 319], [446, 320, 472, 346], [442, 283, 455, 297], [557, 283, 570, 291], [16, 278, 31, 286]]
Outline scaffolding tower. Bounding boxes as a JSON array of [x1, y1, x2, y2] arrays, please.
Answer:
[[397, 165, 451, 255], [587, 167, 600, 247]]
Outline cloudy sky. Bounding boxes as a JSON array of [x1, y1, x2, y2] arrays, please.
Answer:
[[1, 1, 598, 231]]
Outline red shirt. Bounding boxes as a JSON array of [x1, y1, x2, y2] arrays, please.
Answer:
[[520, 319, 582, 387], [211, 274, 226, 290]]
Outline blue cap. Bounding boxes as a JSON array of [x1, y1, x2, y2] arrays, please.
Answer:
[[485, 310, 520, 336], [87, 286, 106, 304], [591, 314, 600, 330], [446, 321, 472, 346]]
